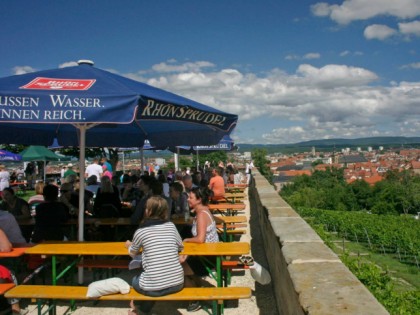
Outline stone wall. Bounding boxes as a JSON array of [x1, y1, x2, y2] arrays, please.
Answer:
[[250, 170, 389, 315]]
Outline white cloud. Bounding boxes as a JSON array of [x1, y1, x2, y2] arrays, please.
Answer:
[[285, 53, 321, 60], [399, 20, 420, 37], [364, 24, 397, 40], [59, 61, 78, 68], [112, 60, 420, 144], [285, 54, 299, 60], [303, 53, 321, 59], [311, 0, 420, 25], [12, 66, 36, 75], [296, 64, 378, 87], [400, 62, 420, 69], [340, 50, 364, 57], [151, 60, 215, 73]]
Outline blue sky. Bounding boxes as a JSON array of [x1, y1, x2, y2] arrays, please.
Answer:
[[0, 0, 419, 144]]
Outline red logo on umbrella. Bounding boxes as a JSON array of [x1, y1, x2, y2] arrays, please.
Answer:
[[20, 77, 96, 90]]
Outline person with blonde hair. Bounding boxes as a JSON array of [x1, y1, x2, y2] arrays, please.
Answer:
[[28, 181, 45, 206], [125, 196, 184, 315]]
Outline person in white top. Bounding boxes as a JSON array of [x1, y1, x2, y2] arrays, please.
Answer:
[[85, 158, 103, 179], [245, 160, 254, 185], [0, 165, 10, 194]]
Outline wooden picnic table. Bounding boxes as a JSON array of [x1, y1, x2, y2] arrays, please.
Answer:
[[209, 203, 246, 216], [214, 215, 247, 242], [223, 192, 246, 203], [24, 241, 250, 287], [0, 247, 29, 258], [225, 186, 246, 193]]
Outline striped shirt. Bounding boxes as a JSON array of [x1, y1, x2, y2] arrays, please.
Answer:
[[131, 221, 184, 291]]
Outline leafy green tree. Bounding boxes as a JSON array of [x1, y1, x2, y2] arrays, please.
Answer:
[[193, 151, 228, 169], [349, 180, 372, 211], [252, 148, 272, 183]]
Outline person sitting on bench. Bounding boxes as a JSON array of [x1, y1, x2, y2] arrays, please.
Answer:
[[125, 196, 184, 315]]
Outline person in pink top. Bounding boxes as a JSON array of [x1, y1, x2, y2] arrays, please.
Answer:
[[208, 167, 225, 201], [102, 164, 112, 180]]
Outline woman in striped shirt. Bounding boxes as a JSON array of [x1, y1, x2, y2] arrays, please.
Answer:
[[125, 196, 184, 315]]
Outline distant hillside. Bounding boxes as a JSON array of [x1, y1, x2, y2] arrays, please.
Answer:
[[237, 136, 420, 154]]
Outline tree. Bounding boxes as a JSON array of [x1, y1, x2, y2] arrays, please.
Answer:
[[252, 148, 272, 183]]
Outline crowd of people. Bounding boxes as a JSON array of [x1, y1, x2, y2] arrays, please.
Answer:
[[0, 157, 251, 314]]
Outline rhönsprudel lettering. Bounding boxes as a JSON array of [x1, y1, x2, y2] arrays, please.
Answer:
[[141, 99, 226, 127]]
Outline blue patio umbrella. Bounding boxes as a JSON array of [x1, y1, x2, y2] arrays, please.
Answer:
[[0, 149, 22, 161], [169, 135, 234, 169], [0, 60, 238, 243]]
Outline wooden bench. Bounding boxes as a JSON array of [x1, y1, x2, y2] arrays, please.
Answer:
[[209, 203, 246, 216], [0, 283, 15, 295], [223, 192, 246, 203], [5, 285, 251, 315], [225, 186, 246, 193]]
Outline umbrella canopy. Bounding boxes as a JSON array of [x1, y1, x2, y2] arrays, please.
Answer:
[[0, 149, 22, 161], [169, 135, 235, 154], [20, 145, 61, 162], [0, 60, 238, 243], [0, 60, 237, 148]]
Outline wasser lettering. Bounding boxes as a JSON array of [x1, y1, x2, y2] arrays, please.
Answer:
[[49, 95, 101, 108], [141, 99, 226, 127], [0, 96, 39, 107], [0, 109, 40, 120]]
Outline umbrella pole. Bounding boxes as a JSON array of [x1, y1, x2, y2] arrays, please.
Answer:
[[77, 125, 87, 284], [175, 148, 180, 171], [140, 147, 144, 174]]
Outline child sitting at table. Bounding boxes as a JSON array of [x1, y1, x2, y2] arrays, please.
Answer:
[[0, 229, 28, 314], [125, 196, 184, 315]]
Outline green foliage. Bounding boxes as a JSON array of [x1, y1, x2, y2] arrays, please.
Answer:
[[342, 254, 420, 315], [296, 208, 420, 258], [251, 148, 272, 183], [193, 151, 228, 169], [300, 208, 420, 314], [281, 167, 420, 215], [167, 156, 193, 171]]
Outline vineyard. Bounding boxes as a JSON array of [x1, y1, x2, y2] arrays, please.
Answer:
[[296, 207, 420, 314], [296, 208, 420, 267]]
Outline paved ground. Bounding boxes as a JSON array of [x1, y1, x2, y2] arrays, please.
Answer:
[[19, 192, 278, 315]]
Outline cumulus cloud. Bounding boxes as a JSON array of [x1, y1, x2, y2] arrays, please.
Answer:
[[311, 0, 420, 25], [285, 53, 321, 60], [400, 62, 420, 69], [364, 24, 397, 40], [399, 20, 420, 37], [12, 66, 36, 75], [296, 64, 378, 87], [151, 60, 215, 73], [340, 50, 364, 57], [112, 60, 420, 144], [303, 53, 321, 59], [59, 61, 78, 68]]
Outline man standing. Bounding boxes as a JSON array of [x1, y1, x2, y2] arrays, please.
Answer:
[[100, 157, 113, 173], [85, 158, 103, 180], [245, 160, 254, 185]]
